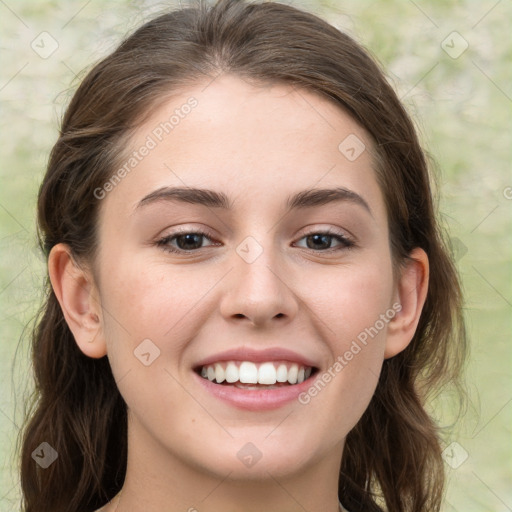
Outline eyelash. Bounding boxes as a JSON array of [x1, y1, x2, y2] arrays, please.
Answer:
[[156, 227, 355, 254]]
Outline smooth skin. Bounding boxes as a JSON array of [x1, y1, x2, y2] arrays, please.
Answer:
[[49, 74, 428, 512]]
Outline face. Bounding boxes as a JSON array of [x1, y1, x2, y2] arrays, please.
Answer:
[[91, 74, 400, 481]]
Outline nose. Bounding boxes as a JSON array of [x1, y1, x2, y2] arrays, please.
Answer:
[[219, 239, 299, 328]]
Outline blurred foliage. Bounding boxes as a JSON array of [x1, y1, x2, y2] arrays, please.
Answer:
[[1, 1, 510, 510]]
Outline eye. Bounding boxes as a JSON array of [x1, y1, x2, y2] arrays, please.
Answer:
[[156, 229, 217, 253], [294, 230, 355, 252]]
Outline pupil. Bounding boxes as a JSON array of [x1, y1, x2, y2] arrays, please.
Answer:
[[308, 234, 330, 250], [177, 233, 202, 250]]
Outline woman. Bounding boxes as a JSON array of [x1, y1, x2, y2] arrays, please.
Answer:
[[19, 0, 466, 511]]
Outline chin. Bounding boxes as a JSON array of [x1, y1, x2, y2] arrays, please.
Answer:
[[187, 434, 320, 481]]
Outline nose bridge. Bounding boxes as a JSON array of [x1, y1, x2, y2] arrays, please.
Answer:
[[219, 232, 297, 325]]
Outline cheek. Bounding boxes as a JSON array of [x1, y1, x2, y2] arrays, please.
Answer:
[[300, 256, 393, 423], [98, 254, 230, 404], [98, 259, 205, 426], [317, 256, 394, 343], [100, 256, 206, 342]]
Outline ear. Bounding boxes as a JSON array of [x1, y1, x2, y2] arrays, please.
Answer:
[[48, 243, 107, 358], [384, 247, 429, 359]]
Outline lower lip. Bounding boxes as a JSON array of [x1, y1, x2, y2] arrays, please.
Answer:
[[193, 371, 316, 411]]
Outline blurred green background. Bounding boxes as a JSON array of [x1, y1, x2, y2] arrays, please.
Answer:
[[1, 1, 510, 511]]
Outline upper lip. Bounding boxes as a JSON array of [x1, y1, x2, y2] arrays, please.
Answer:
[[193, 347, 319, 370]]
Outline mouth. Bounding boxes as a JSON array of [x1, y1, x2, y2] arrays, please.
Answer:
[[193, 359, 320, 410], [192, 347, 320, 410], [195, 360, 318, 389]]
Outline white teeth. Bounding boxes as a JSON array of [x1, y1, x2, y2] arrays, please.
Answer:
[[225, 362, 239, 383], [276, 364, 288, 382], [287, 364, 298, 384], [214, 363, 225, 383], [199, 361, 314, 386], [239, 361, 258, 383], [258, 362, 277, 385]]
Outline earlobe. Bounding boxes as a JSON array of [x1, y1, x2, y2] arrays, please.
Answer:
[[48, 243, 107, 359], [384, 248, 429, 359]]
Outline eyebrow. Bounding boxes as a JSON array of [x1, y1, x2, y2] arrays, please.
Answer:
[[135, 186, 372, 216]]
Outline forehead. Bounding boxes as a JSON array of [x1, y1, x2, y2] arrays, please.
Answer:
[[101, 73, 386, 221]]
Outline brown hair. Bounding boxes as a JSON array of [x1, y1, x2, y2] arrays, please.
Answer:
[[19, 1, 466, 511]]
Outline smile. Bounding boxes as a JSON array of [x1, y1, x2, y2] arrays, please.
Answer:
[[193, 360, 319, 410], [198, 360, 315, 388], [192, 347, 320, 410]]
